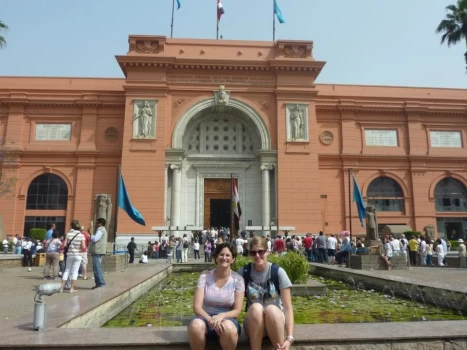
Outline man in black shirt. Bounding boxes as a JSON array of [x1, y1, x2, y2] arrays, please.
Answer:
[[127, 237, 137, 263]]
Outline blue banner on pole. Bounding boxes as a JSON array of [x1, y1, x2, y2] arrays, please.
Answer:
[[352, 175, 366, 227], [176, 0, 181, 10], [118, 174, 146, 226], [274, 0, 285, 24]]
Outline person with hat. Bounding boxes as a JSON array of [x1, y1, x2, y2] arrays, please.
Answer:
[[457, 238, 466, 268]]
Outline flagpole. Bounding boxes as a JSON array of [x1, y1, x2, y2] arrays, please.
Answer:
[[348, 168, 353, 242], [170, 0, 175, 38], [231, 173, 234, 236], [114, 164, 121, 243], [272, 0, 276, 41], [216, 0, 219, 40]]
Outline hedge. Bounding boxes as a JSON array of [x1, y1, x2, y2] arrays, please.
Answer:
[[29, 228, 47, 241]]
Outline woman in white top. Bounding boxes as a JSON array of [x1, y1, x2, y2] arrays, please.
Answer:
[[380, 236, 392, 270], [236, 238, 244, 256], [60, 220, 85, 293], [436, 238, 445, 266], [182, 234, 189, 263], [193, 239, 200, 261]]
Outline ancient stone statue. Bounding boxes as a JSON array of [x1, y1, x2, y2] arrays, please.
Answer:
[[133, 100, 153, 138], [290, 105, 304, 140], [365, 205, 378, 240], [214, 85, 230, 105], [94, 194, 112, 227]]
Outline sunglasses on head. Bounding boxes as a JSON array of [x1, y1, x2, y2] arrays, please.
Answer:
[[250, 250, 266, 257]]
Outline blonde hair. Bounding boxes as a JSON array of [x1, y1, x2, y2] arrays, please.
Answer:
[[249, 236, 268, 250]]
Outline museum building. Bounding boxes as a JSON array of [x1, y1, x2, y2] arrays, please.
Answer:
[[1, 35, 467, 242]]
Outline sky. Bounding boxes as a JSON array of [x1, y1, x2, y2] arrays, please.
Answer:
[[0, 0, 466, 88]]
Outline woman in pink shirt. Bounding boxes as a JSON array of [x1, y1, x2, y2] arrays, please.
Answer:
[[188, 243, 245, 350]]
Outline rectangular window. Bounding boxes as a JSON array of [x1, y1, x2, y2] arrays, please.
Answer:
[[430, 131, 462, 148], [365, 130, 398, 147], [367, 199, 404, 212]]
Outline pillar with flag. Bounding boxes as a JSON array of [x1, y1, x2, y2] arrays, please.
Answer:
[[231, 175, 242, 232], [217, 0, 225, 40]]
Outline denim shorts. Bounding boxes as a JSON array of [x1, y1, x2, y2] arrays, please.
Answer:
[[190, 316, 241, 341]]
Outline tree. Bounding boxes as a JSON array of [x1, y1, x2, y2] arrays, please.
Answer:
[[436, 0, 467, 72], [0, 20, 8, 49]]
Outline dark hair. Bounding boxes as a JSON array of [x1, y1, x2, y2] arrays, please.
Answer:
[[52, 232, 58, 239], [97, 217, 106, 226], [212, 242, 237, 261], [48, 223, 55, 229], [71, 219, 81, 230]]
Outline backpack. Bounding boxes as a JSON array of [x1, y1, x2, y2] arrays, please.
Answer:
[[183, 240, 189, 248], [241, 263, 280, 311]]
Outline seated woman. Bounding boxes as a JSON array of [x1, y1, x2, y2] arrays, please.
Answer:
[[188, 243, 244, 350], [380, 236, 392, 270], [238, 236, 295, 350]]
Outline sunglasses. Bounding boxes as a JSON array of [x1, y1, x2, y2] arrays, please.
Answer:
[[250, 250, 266, 257]]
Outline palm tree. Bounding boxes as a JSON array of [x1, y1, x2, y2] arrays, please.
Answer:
[[0, 20, 8, 49], [436, 0, 467, 71]]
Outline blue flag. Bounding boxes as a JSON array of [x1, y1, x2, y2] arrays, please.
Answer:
[[176, 0, 181, 9], [274, 0, 285, 24], [352, 175, 366, 227], [118, 174, 146, 226]]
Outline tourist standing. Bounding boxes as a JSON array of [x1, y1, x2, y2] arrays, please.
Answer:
[[127, 237, 137, 263], [187, 243, 244, 350], [43, 232, 62, 279], [426, 238, 434, 266], [89, 217, 107, 289], [408, 236, 418, 266], [22, 237, 33, 267], [327, 234, 337, 264], [204, 240, 212, 262], [79, 226, 90, 280], [2, 238, 8, 254], [316, 231, 327, 263], [274, 235, 285, 254], [440, 238, 448, 266], [303, 233, 313, 262], [182, 234, 189, 263], [436, 238, 445, 266], [176, 238, 183, 263], [45, 223, 56, 241], [60, 220, 85, 293], [153, 241, 160, 259], [193, 238, 200, 261], [457, 238, 466, 268], [238, 237, 294, 350]]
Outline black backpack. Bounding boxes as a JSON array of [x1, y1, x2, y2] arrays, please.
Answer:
[[241, 263, 280, 311]]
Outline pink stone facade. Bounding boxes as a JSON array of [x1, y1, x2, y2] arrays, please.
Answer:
[[0, 36, 466, 239]]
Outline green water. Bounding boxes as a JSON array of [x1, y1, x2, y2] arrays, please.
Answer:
[[104, 272, 465, 327]]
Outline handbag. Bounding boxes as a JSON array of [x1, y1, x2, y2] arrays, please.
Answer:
[[64, 231, 81, 259]]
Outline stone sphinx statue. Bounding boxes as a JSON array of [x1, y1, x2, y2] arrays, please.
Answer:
[[365, 205, 378, 240]]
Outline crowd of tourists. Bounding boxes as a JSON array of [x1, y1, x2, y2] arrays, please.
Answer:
[[2, 219, 109, 293]]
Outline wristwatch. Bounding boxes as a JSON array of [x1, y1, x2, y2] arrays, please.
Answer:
[[286, 335, 295, 344]]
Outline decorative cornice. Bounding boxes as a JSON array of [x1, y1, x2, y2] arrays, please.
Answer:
[[191, 162, 252, 169]]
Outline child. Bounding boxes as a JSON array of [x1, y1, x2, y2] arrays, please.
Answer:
[[139, 250, 148, 264]]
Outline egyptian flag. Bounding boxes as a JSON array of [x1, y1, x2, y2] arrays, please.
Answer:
[[217, 0, 225, 23], [232, 177, 242, 228]]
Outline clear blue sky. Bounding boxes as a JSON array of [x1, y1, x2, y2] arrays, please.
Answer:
[[1, 0, 466, 88]]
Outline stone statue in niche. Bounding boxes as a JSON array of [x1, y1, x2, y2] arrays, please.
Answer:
[[290, 105, 304, 140], [94, 194, 112, 228], [365, 205, 378, 240], [214, 85, 230, 105], [133, 100, 156, 139]]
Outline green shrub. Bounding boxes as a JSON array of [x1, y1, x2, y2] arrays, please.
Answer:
[[449, 240, 460, 250], [231, 252, 309, 284], [403, 231, 422, 238], [29, 228, 47, 241]]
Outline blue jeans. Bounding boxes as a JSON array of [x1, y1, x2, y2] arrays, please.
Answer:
[[92, 254, 105, 287], [306, 249, 312, 262], [426, 254, 433, 265], [176, 250, 182, 263], [16, 246, 22, 255]]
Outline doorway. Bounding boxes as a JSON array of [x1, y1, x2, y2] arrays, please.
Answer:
[[210, 199, 231, 228], [445, 222, 464, 240]]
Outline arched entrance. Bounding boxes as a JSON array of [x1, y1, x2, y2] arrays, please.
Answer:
[[167, 97, 275, 234]]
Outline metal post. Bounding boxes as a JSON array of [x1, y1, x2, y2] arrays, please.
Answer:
[[272, 0, 276, 41], [170, 0, 175, 38], [348, 168, 353, 242]]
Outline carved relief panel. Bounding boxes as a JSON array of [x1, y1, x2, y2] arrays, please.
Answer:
[[132, 100, 157, 139], [285, 104, 309, 142]]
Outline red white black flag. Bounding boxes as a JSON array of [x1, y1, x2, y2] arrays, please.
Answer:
[[232, 177, 242, 221], [217, 0, 225, 23]]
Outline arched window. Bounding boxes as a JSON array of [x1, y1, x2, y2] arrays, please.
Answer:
[[26, 173, 68, 210], [434, 178, 467, 212], [367, 176, 404, 212]]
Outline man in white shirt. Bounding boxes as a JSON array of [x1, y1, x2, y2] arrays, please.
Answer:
[[389, 237, 401, 255], [2, 238, 9, 254], [22, 238, 33, 267], [327, 234, 337, 264]]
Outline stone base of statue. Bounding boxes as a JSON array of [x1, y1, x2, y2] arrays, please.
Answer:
[[366, 240, 381, 255]]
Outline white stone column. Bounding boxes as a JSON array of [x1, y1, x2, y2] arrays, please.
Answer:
[[170, 164, 182, 227], [261, 165, 271, 228]]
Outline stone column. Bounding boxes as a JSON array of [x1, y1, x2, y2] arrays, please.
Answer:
[[261, 165, 272, 228], [170, 164, 182, 227]]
